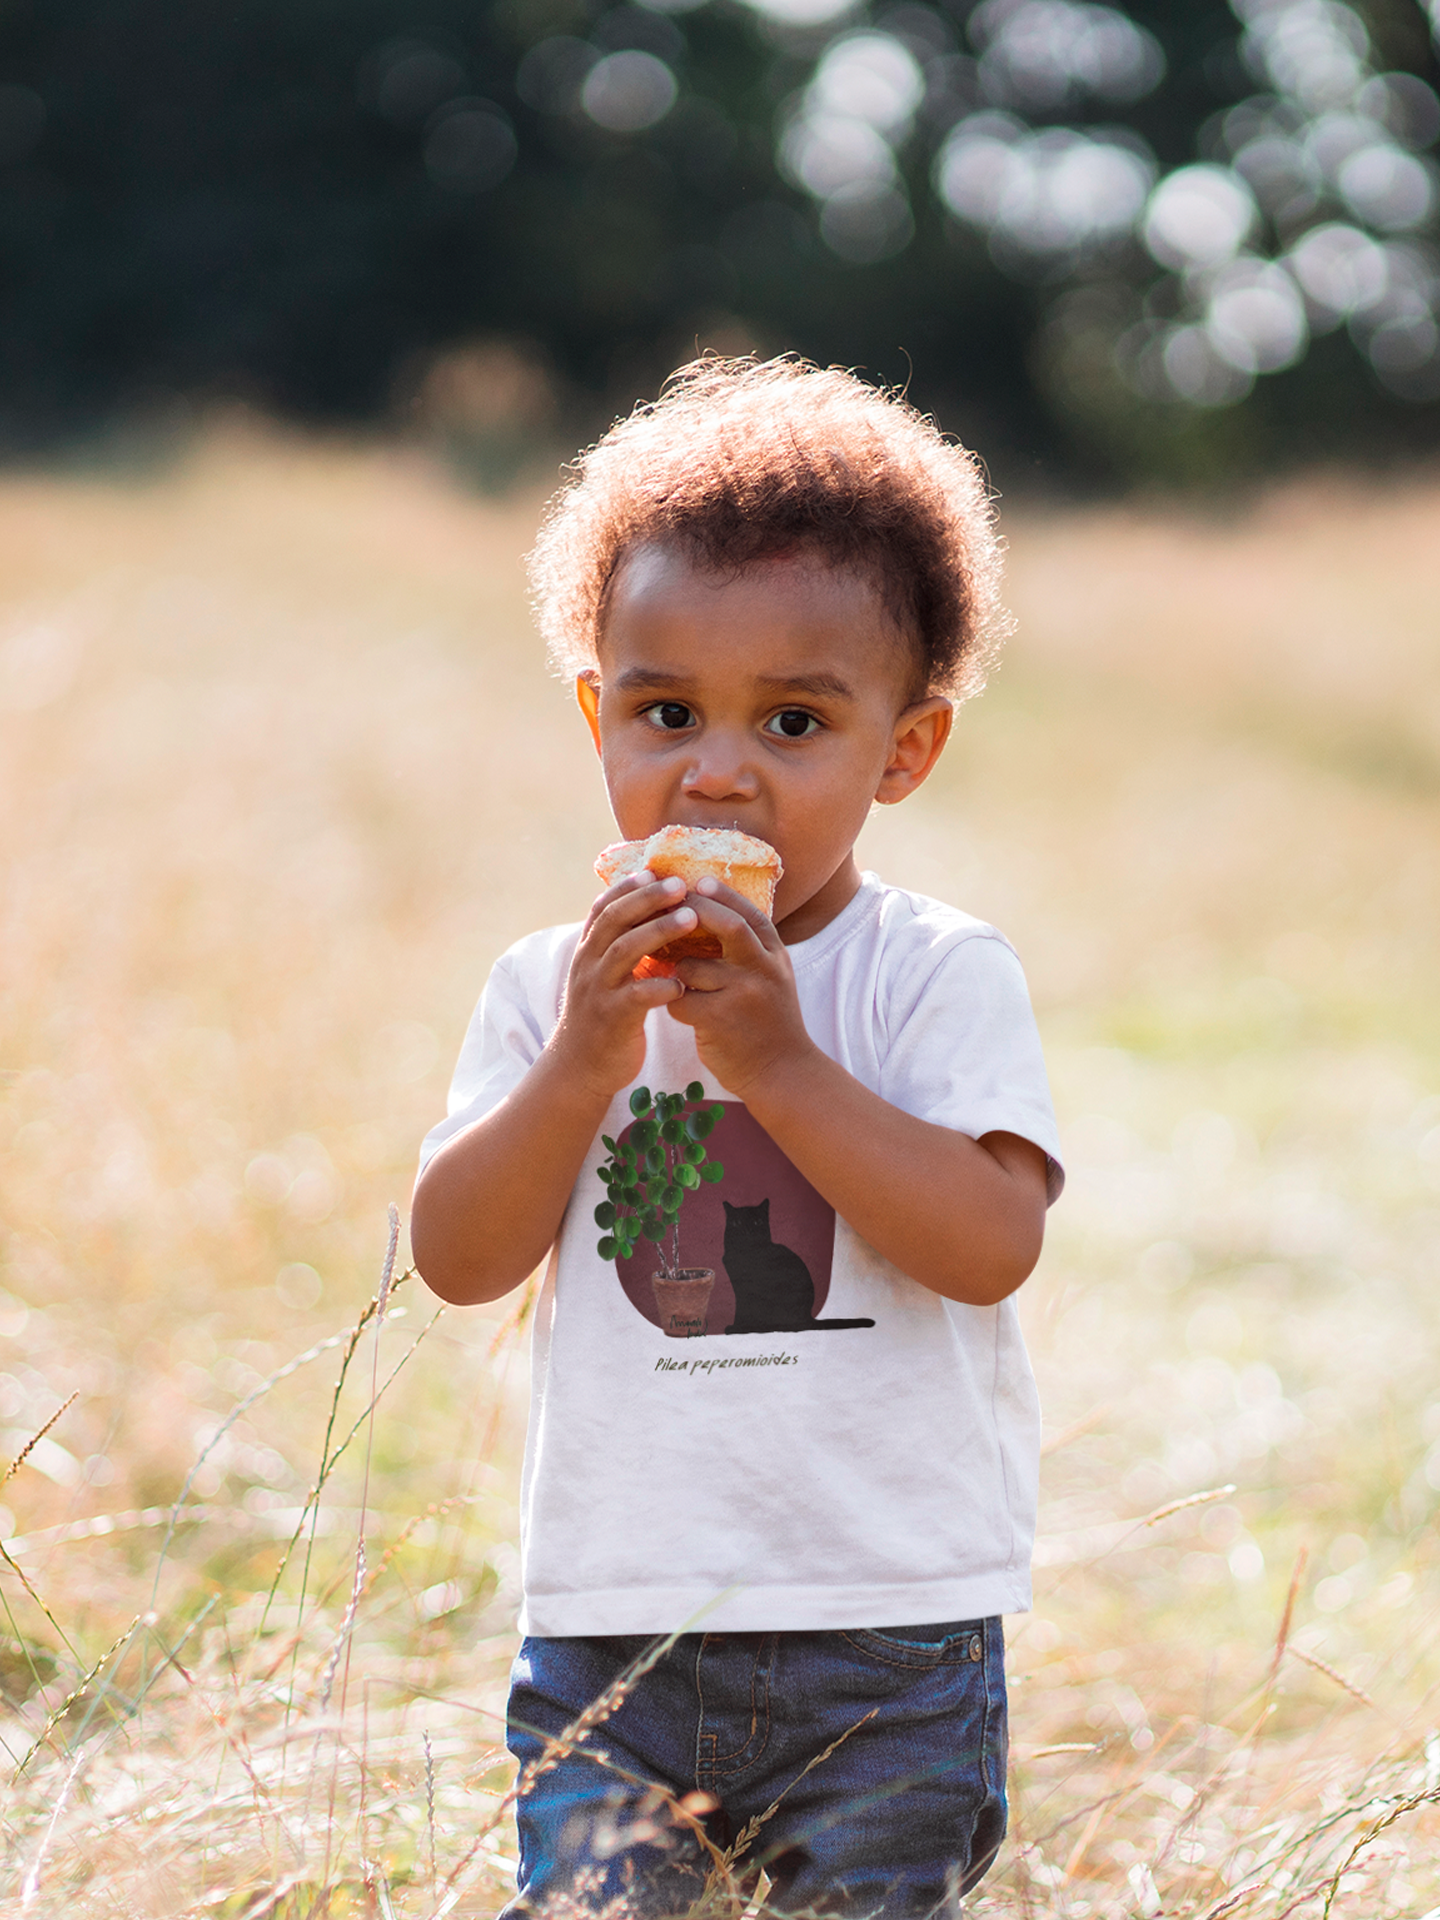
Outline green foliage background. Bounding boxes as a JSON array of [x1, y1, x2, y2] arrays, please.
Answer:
[[0, 0, 1437, 484]]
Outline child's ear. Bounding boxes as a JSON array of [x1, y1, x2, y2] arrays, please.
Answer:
[[874, 697, 952, 806], [575, 673, 602, 756]]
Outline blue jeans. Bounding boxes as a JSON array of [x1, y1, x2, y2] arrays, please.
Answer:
[[503, 1620, 1007, 1917]]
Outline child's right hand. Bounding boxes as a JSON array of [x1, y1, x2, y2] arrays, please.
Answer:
[[547, 872, 695, 1100], [415, 871, 696, 1306]]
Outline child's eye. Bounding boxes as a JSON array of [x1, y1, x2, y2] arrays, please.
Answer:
[[764, 709, 820, 739], [642, 702, 695, 731]]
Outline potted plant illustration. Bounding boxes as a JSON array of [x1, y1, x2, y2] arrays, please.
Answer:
[[595, 1083, 726, 1337]]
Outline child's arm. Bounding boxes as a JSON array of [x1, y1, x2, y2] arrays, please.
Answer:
[[411, 873, 697, 1305], [667, 882, 1050, 1308]]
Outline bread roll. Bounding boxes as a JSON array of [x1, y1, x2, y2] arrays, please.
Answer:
[[594, 825, 782, 974]]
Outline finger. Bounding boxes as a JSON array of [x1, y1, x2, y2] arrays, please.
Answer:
[[627, 971, 685, 1008], [668, 953, 728, 993], [581, 867, 652, 936], [601, 904, 702, 983], [662, 983, 700, 1025], [593, 868, 663, 913], [683, 893, 773, 963], [582, 872, 684, 943], [691, 877, 784, 951]]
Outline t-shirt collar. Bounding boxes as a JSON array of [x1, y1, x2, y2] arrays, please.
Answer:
[[783, 870, 882, 973]]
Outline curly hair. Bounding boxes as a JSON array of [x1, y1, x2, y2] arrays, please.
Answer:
[[527, 355, 1010, 703]]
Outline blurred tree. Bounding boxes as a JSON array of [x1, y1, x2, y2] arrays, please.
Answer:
[[770, 0, 1440, 478], [0, 0, 1435, 484]]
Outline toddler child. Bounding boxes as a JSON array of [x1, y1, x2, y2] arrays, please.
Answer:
[[412, 355, 1063, 1918]]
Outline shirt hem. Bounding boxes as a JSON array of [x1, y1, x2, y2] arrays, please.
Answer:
[[518, 1572, 1034, 1637]]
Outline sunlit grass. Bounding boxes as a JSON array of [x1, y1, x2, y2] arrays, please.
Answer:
[[1, 423, 1438, 1913]]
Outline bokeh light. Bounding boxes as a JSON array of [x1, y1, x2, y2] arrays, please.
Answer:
[[738, 0, 860, 25], [968, 0, 1164, 112], [781, 29, 923, 259], [762, 0, 1440, 404], [1143, 166, 1258, 271], [938, 117, 1155, 261], [582, 50, 679, 132], [422, 101, 517, 193]]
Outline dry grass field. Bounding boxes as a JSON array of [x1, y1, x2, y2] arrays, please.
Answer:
[[1, 421, 1438, 1916]]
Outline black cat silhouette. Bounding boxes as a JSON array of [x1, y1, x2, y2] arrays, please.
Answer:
[[722, 1199, 875, 1334]]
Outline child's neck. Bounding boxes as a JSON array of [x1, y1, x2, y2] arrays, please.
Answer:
[[774, 854, 863, 946]]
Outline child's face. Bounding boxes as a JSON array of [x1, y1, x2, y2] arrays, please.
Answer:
[[589, 544, 950, 940]]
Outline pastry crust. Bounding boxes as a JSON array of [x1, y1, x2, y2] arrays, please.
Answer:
[[594, 826, 782, 975]]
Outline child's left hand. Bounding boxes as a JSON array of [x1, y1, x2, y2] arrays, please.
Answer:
[[663, 878, 816, 1097], [665, 878, 1048, 1308]]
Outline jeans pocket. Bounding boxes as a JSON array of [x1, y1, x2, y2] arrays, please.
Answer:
[[840, 1618, 988, 1668]]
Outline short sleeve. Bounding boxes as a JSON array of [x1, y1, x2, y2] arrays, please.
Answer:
[[879, 931, 1064, 1203], [417, 929, 575, 1172]]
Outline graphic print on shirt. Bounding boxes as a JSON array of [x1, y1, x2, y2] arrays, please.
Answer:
[[721, 1200, 875, 1334], [613, 1103, 874, 1338]]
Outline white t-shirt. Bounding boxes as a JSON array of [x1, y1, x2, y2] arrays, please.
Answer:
[[420, 873, 1063, 1636]]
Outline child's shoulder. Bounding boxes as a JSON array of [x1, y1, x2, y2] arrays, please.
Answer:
[[855, 872, 1019, 968], [832, 875, 1035, 1039]]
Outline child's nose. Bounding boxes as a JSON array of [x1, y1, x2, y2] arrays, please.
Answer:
[[681, 732, 759, 803]]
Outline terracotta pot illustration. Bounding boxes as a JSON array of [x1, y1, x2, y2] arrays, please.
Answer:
[[652, 1268, 714, 1338]]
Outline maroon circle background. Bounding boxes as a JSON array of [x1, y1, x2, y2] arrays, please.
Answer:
[[613, 1103, 836, 1337]]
